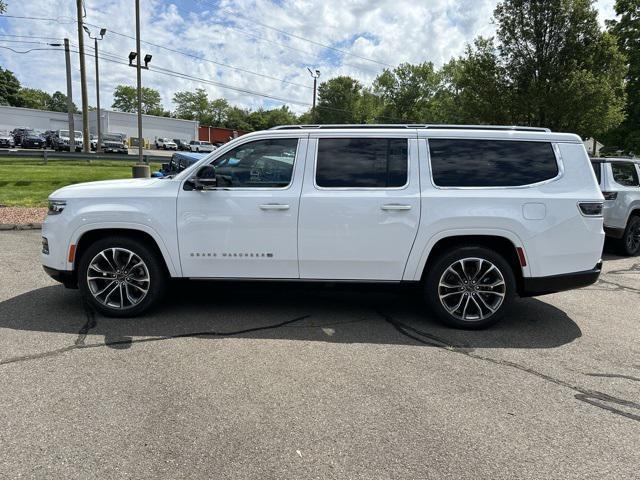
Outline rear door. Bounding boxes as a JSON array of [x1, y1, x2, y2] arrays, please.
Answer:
[[298, 133, 421, 280]]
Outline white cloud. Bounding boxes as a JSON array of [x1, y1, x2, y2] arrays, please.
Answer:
[[0, 0, 621, 115]]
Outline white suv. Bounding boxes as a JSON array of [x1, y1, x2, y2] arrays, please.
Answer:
[[591, 157, 640, 255], [155, 138, 177, 150], [41, 125, 604, 328]]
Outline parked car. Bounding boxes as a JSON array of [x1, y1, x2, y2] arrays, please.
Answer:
[[173, 138, 190, 151], [591, 157, 640, 256], [100, 133, 128, 154], [155, 138, 177, 150], [12, 127, 31, 146], [21, 130, 46, 149], [90, 134, 98, 151], [189, 140, 215, 153], [42, 125, 604, 328], [52, 130, 83, 152], [160, 151, 207, 176], [0, 130, 15, 148], [43, 130, 57, 148]]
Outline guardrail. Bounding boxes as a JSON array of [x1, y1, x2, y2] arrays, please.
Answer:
[[0, 149, 168, 163]]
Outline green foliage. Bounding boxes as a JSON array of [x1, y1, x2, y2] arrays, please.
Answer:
[[111, 85, 163, 114], [0, 1, 6, 14], [248, 106, 297, 130], [0, 66, 21, 106], [316, 76, 364, 123], [49, 91, 78, 113], [18, 88, 52, 110]]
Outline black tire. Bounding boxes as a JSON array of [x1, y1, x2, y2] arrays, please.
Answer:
[[424, 246, 516, 329], [615, 216, 640, 256], [78, 236, 167, 317]]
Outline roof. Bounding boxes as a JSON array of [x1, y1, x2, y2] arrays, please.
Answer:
[[271, 124, 550, 132]]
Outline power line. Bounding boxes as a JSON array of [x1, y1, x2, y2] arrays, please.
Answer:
[[0, 33, 63, 40], [196, 0, 394, 69]]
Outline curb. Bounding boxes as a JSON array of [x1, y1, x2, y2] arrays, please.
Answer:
[[0, 223, 43, 231]]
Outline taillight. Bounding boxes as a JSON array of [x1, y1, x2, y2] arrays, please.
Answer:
[[578, 202, 604, 216], [602, 191, 618, 200]]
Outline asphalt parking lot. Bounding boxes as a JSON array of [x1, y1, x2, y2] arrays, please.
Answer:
[[0, 230, 638, 479]]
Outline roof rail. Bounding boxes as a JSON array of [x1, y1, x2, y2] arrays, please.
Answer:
[[270, 124, 551, 133]]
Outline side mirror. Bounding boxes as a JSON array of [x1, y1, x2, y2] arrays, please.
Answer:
[[194, 165, 217, 190]]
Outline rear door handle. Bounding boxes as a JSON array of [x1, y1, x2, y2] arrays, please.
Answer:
[[260, 204, 290, 210], [381, 204, 412, 211]]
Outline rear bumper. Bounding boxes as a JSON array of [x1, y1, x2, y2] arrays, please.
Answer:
[[521, 261, 602, 297], [43, 266, 77, 289], [604, 225, 625, 239]]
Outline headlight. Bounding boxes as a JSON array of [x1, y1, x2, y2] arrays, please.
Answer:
[[48, 200, 66, 215]]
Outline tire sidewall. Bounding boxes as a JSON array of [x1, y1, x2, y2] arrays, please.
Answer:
[[621, 216, 640, 256], [78, 236, 166, 317], [424, 246, 516, 329]]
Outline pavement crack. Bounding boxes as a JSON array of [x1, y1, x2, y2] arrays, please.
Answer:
[[586, 373, 640, 382], [75, 298, 98, 346], [0, 313, 312, 368], [377, 309, 640, 422]]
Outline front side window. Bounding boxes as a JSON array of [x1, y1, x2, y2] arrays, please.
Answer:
[[429, 139, 559, 187], [316, 138, 408, 188], [210, 138, 298, 188], [611, 162, 639, 187]]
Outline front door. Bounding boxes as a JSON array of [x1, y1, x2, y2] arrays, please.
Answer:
[[298, 135, 421, 280], [177, 136, 306, 278]]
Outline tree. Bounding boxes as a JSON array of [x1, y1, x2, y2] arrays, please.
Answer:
[[49, 91, 78, 113], [372, 63, 445, 123], [316, 76, 364, 124], [18, 88, 52, 110], [173, 88, 212, 123], [111, 84, 163, 114], [209, 98, 230, 126], [0, 67, 21, 106], [248, 105, 297, 130], [0, 1, 6, 13], [224, 106, 253, 131], [494, 0, 626, 139], [605, 0, 640, 154]]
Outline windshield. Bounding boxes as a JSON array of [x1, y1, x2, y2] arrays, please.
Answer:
[[202, 141, 212, 146], [103, 134, 121, 141]]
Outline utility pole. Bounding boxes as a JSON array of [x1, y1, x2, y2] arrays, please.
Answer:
[[84, 27, 106, 153], [75, 0, 90, 153], [63, 38, 75, 138], [307, 68, 320, 122]]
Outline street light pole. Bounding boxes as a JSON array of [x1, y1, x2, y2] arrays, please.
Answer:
[[135, 0, 143, 164], [63, 39, 75, 139], [84, 27, 106, 153], [307, 68, 320, 122]]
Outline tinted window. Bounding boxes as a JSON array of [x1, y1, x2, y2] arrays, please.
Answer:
[[316, 138, 408, 188], [211, 138, 298, 187], [429, 139, 558, 187], [611, 162, 639, 187], [591, 161, 602, 184]]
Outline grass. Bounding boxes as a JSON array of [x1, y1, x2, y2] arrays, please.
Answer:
[[0, 157, 162, 207]]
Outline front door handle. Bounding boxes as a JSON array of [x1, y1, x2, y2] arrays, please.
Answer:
[[260, 204, 290, 211], [381, 204, 412, 211]]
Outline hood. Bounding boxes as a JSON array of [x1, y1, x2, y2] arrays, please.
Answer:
[[50, 177, 163, 199]]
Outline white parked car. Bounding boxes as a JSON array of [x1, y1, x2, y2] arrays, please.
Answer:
[[189, 140, 215, 153], [0, 130, 15, 148], [42, 125, 604, 328], [155, 138, 177, 150], [591, 157, 640, 255]]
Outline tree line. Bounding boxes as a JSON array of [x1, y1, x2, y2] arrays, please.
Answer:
[[0, 0, 637, 153]]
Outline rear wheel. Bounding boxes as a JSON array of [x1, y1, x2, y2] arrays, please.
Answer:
[[424, 246, 516, 329], [616, 216, 640, 256], [78, 236, 167, 317]]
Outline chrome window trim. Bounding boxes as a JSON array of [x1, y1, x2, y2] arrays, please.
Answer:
[[425, 138, 565, 190], [312, 137, 411, 191]]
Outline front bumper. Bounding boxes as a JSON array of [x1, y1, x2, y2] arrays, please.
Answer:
[[43, 266, 77, 289], [521, 261, 602, 297]]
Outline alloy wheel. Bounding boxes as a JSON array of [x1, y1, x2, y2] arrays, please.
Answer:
[[438, 257, 506, 322], [86, 247, 150, 309]]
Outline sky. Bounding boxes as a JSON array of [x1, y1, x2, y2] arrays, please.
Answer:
[[0, 0, 620, 115]]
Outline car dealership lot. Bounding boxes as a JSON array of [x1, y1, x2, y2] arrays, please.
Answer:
[[0, 230, 638, 479]]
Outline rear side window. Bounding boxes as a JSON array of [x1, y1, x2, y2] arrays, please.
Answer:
[[316, 138, 408, 188], [611, 162, 639, 187], [591, 161, 602, 184], [429, 139, 559, 187]]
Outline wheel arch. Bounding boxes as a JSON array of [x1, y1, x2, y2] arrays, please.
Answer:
[[71, 225, 180, 277], [415, 233, 526, 294]]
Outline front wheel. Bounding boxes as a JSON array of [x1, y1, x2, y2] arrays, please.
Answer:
[[616, 216, 640, 256], [424, 246, 516, 329], [78, 236, 167, 317]]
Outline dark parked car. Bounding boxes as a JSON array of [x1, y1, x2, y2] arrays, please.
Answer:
[[160, 151, 207, 176], [43, 130, 56, 148], [101, 133, 128, 154], [12, 127, 31, 146], [51, 130, 83, 151], [21, 130, 46, 149], [173, 138, 190, 151]]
